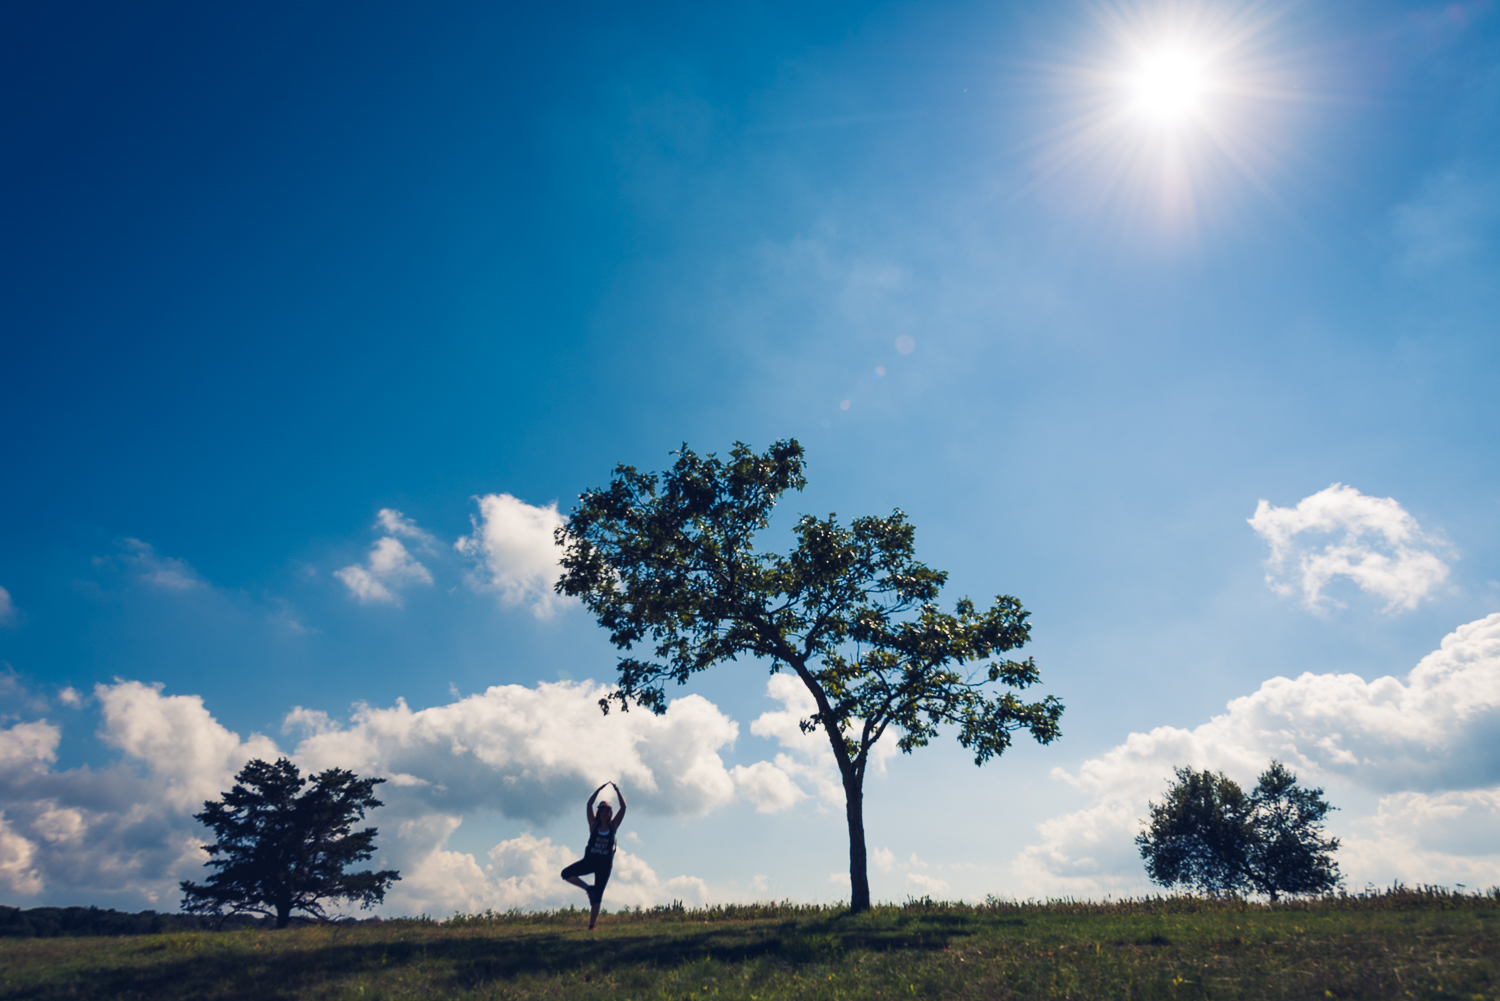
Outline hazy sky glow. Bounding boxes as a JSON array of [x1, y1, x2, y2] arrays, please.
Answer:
[[1, 0, 1498, 913]]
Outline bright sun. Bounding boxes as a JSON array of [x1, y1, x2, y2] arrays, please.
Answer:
[[1128, 47, 1208, 124], [1031, 2, 1292, 234]]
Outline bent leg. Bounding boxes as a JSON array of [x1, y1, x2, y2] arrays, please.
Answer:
[[561, 858, 596, 899]]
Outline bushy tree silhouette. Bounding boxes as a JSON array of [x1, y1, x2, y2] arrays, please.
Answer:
[[181, 758, 400, 928], [1137, 760, 1340, 901]]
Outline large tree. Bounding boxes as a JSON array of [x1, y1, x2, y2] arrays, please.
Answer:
[[181, 758, 400, 928], [555, 439, 1063, 912], [1136, 760, 1341, 901]]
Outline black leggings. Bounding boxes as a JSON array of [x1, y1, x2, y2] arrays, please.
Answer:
[[561, 854, 613, 895]]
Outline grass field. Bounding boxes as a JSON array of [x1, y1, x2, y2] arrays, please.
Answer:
[[1, 888, 1496, 1000]]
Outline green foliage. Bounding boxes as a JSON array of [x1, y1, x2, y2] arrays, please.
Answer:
[[1137, 761, 1341, 901], [555, 440, 1063, 911], [180, 758, 400, 928], [3, 888, 1499, 1000]]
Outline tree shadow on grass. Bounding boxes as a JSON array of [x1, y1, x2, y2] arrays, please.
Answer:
[[1, 914, 986, 1000]]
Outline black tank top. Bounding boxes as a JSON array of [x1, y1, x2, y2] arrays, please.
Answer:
[[586, 822, 616, 858]]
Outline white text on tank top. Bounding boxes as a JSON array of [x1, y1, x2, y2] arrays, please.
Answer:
[[587, 823, 615, 857]]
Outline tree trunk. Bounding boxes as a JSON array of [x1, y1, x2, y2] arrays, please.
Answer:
[[843, 768, 871, 914], [276, 902, 291, 929]]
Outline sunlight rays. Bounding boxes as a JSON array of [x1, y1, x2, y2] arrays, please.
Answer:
[[1027, 0, 1301, 238]]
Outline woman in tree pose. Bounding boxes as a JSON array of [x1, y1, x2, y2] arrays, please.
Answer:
[[561, 781, 626, 930]]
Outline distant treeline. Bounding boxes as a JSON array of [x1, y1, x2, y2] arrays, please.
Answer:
[[0, 906, 376, 938]]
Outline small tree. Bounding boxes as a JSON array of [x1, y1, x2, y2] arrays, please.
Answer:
[[181, 758, 400, 928], [1242, 760, 1341, 900], [1135, 767, 1255, 898], [1136, 760, 1340, 901], [556, 440, 1064, 913]]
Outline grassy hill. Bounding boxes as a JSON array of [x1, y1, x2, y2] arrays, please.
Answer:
[[1, 887, 1496, 1000]]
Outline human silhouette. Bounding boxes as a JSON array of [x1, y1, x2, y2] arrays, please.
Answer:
[[560, 781, 626, 930]]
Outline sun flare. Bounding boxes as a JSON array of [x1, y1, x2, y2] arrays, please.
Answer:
[[1128, 47, 1208, 124], [1030, 2, 1296, 235]]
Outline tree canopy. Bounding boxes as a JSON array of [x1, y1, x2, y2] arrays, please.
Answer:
[[556, 439, 1063, 912], [1136, 760, 1341, 901], [181, 758, 400, 928]]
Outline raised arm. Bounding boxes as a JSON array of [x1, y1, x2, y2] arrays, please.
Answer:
[[610, 782, 627, 830], [586, 782, 606, 827]]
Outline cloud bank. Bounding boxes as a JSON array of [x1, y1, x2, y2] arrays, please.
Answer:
[[0, 677, 777, 913], [288, 680, 741, 821], [1014, 612, 1500, 897], [1248, 484, 1450, 612]]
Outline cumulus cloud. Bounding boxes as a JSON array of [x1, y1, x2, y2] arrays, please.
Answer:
[[0, 676, 765, 909], [0, 586, 16, 627], [0, 687, 271, 902], [290, 679, 741, 821], [454, 494, 568, 618], [1013, 613, 1500, 897], [97, 682, 280, 811], [0, 813, 43, 895], [335, 537, 434, 605], [1248, 483, 1451, 612], [730, 760, 808, 814], [0, 719, 61, 776], [731, 673, 897, 812]]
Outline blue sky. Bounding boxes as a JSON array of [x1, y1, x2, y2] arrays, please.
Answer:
[[2, 0, 1498, 912]]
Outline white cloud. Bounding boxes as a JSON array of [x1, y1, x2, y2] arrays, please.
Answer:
[[97, 682, 280, 812], [289, 680, 741, 822], [0, 719, 60, 776], [454, 494, 568, 618], [0, 586, 16, 627], [0, 813, 42, 895], [730, 760, 808, 813], [376, 508, 436, 547], [733, 673, 898, 811], [335, 537, 434, 605], [1248, 483, 1451, 612], [1013, 612, 1500, 897]]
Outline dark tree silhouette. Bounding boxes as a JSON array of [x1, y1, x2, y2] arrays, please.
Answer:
[[555, 439, 1063, 913], [1137, 760, 1340, 901], [1242, 760, 1342, 900], [181, 758, 400, 928], [1135, 766, 1255, 898]]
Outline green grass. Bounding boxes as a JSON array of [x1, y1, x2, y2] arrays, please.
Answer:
[[2, 888, 1498, 1000]]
